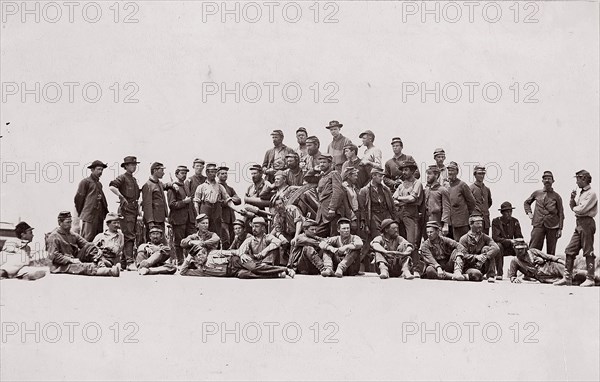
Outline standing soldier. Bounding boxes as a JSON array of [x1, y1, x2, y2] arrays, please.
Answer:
[[47, 211, 120, 277], [342, 167, 361, 234], [304, 136, 322, 179], [141, 162, 170, 240], [433, 148, 449, 187], [393, 160, 424, 272], [315, 154, 347, 237], [0, 222, 46, 280], [284, 152, 305, 186], [555, 170, 598, 287], [263, 129, 295, 182], [420, 221, 466, 281], [92, 212, 124, 268], [524, 170, 564, 255], [318, 218, 363, 277], [184, 158, 206, 203], [168, 165, 196, 266], [193, 163, 241, 239], [470, 166, 493, 234], [459, 215, 500, 282], [491, 201, 524, 280], [74, 160, 109, 241], [217, 166, 242, 249], [326, 120, 353, 173], [358, 130, 382, 173], [341, 144, 369, 189], [109, 155, 141, 271], [370, 219, 415, 280], [384, 137, 420, 190], [136, 227, 177, 276], [295, 127, 309, 168], [423, 165, 450, 237], [446, 161, 477, 240]]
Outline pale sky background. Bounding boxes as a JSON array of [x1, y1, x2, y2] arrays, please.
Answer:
[[1, 1, 598, 254]]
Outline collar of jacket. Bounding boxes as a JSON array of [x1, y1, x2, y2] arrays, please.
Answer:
[[90, 173, 101, 182], [426, 182, 441, 189], [582, 185, 591, 192]]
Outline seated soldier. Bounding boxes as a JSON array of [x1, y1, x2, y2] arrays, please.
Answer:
[[491, 201, 524, 280], [420, 221, 466, 281], [459, 215, 501, 282], [270, 197, 304, 266], [509, 239, 565, 284], [136, 226, 176, 275], [288, 219, 326, 275], [47, 211, 120, 277], [238, 217, 283, 265], [573, 256, 600, 286], [371, 219, 415, 280], [319, 218, 363, 277], [229, 219, 252, 250], [92, 212, 124, 268], [0, 221, 46, 281]]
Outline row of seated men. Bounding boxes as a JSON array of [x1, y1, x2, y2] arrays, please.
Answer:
[[2, 210, 598, 286]]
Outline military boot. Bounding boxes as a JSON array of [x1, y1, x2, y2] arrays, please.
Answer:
[[321, 253, 334, 277], [379, 263, 389, 279], [579, 256, 596, 287], [452, 257, 466, 281], [554, 256, 574, 286], [335, 258, 350, 278], [23, 269, 47, 280], [95, 266, 120, 277], [401, 259, 414, 280]]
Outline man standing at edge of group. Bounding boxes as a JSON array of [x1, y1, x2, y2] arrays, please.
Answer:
[[555, 169, 598, 287], [524, 170, 564, 255], [326, 120, 353, 173], [75, 160, 109, 241]]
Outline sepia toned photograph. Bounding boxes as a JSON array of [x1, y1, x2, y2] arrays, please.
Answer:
[[1, 1, 599, 380]]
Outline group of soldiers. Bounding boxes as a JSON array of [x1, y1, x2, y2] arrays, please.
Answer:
[[1, 121, 598, 286]]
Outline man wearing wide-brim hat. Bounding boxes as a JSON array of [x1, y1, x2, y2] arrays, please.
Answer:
[[109, 156, 141, 271], [92, 212, 125, 267], [74, 160, 109, 242], [523, 170, 565, 256], [370, 218, 415, 279], [491, 201, 524, 280], [325, 120, 353, 173]]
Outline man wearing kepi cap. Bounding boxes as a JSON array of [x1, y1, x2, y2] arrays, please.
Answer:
[[370, 219, 415, 279], [433, 148, 449, 187], [420, 221, 467, 281], [295, 127, 309, 167], [184, 158, 207, 203], [109, 155, 141, 271], [491, 201, 524, 280], [238, 217, 284, 265], [47, 211, 120, 277], [217, 166, 242, 249], [524, 170, 564, 255], [459, 215, 500, 282], [446, 161, 477, 240], [341, 144, 370, 189], [141, 162, 170, 242], [508, 239, 565, 284], [326, 120, 353, 173], [168, 165, 196, 266], [358, 129, 382, 173], [136, 226, 176, 275], [263, 129, 295, 183], [1, 221, 46, 280], [470, 166, 493, 235], [315, 153, 348, 237], [92, 212, 124, 267], [555, 169, 598, 287], [74, 160, 109, 241], [317, 218, 363, 277], [423, 165, 450, 237], [384, 137, 420, 190]]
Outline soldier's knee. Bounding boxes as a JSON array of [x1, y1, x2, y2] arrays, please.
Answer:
[[424, 266, 438, 279], [465, 269, 483, 281]]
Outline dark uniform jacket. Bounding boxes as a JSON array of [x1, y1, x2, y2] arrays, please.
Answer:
[[109, 172, 140, 215], [168, 180, 195, 226], [316, 169, 346, 223], [141, 178, 168, 223], [358, 182, 394, 225], [74, 174, 108, 222], [524, 188, 564, 229], [420, 236, 465, 269], [447, 178, 477, 227], [491, 216, 523, 248]]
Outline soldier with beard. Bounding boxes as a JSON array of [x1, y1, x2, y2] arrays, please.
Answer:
[[459, 215, 500, 282]]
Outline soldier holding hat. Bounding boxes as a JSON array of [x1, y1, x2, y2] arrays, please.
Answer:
[[555, 169, 598, 287], [370, 219, 415, 280], [47, 211, 120, 277], [423, 164, 450, 237], [420, 221, 467, 281], [384, 137, 420, 190], [446, 161, 477, 240], [491, 201, 524, 280], [263, 129, 295, 183], [1, 221, 46, 280], [317, 218, 363, 277], [168, 165, 196, 265], [470, 166, 493, 235], [326, 120, 353, 173], [458, 215, 500, 282], [136, 226, 176, 275], [92, 212, 124, 267], [524, 170, 565, 255], [74, 160, 109, 241], [238, 217, 284, 265], [109, 155, 141, 271], [508, 239, 565, 284]]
